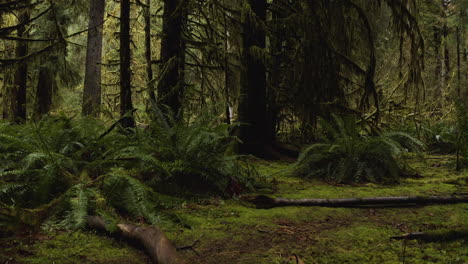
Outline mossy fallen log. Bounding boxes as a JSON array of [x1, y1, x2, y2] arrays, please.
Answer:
[[391, 229, 468, 242], [249, 195, 468, 209], [0, 195, 64, 227], [87, 216, 186, 264]]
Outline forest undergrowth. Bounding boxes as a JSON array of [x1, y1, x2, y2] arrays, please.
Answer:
[[2, 154, 468, 264]]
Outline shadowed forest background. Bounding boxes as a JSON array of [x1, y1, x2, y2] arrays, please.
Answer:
[[0, 0, 468, 263]]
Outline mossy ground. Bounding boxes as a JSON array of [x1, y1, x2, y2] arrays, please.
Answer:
[[0, 230, 150, 264], [2, 154, 467, 263]]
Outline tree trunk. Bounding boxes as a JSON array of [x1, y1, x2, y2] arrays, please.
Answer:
[[237, 0, 268, 155], [442, 1, 450, 86], [456, 26, 461, 97], [82, 0, 105, 117], [87, 216, 187, 264], [223, 0, 230, 125], [250, 195, 468, 209], [33, 65, 54, 120], [434, 26, 443, 102], [267, 0, 287, 144], [145, 0, 156, 103], [157, 0, 186, 118], [11, 8, 29, 123], [119, 0, 135, 128]]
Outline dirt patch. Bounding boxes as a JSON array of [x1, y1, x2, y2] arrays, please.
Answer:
[[180, 216, 352, 264]]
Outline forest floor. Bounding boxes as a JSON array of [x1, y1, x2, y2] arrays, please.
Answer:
[[2, 154, 468, 264]]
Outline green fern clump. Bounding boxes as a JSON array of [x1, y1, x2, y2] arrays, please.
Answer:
[[0, 111, 257, 230], [143, 105, 257, 195], [294, 115, 425, 184], [102, 168, 161, 224]]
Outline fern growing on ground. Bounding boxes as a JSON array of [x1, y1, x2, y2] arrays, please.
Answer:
[[0, 115, 163, 229], [294, 115, 425, 184], [0, 111, 258, 230], [138, 104, 257, 194]]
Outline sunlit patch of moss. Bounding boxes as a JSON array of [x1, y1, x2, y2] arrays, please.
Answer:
[[18, 231, 148, 264]]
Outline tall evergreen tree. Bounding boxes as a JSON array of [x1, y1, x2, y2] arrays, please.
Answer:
[[82, 0, 105, 116], [12, 7, 29, 123], [119, 0, 135, 128], [33, 64, 54, 120], [145, 0, 155, 103], [157, 0, 187, 117], [237, 0, 268, 155]]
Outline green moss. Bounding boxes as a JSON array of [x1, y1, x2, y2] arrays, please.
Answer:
[[18, 231, 148, 264], [310, 222, 468, 264], [4, 154, 468, 264], [165, 155, 468, 263]]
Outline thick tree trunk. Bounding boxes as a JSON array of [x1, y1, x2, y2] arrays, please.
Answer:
[[250, 195, 468, 209], [82, 0, 105, 116], [11, 10, 29, 123], [119, 0, 135, 128], [33, 65, 54, 120], [267, 0, 287, 144], [0, 9, 29, 123], [11, 8, 29, 123], [237, 0, 268, 155], [87, 216, 187, 264], [157, 0, 186, 117]]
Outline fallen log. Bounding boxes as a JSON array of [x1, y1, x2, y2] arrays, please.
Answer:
[[87, 216, 187, 264], [249, 195, 468, 209], [391, 229, 468, 242], [0, 195, 65, 227]]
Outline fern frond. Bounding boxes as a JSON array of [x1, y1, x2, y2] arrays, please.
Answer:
[[68, 184, 89, 229]]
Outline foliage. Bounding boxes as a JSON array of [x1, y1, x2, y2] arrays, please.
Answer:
[[0, 112, 257, 229], [143, 105, 257, 194], [293, 115, 425, 184]]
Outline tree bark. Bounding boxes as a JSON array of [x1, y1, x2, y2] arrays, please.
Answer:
[[267, 0, 287, 144], [87, 216, 187, 264], [456, 26, 461, 97], [145, 0, 156, 103], [33, 65, 54, 120], [12, 7, 29, 123], [442, 1, 450, 86], [11, 7, 29, 123], [157, 0, 186, 118], [250, 195, 468, 209], [223, 0, 230, 125], [119, 0, 135, 128], [237, 0, 268, 155], [82, 0, 105, 117]]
